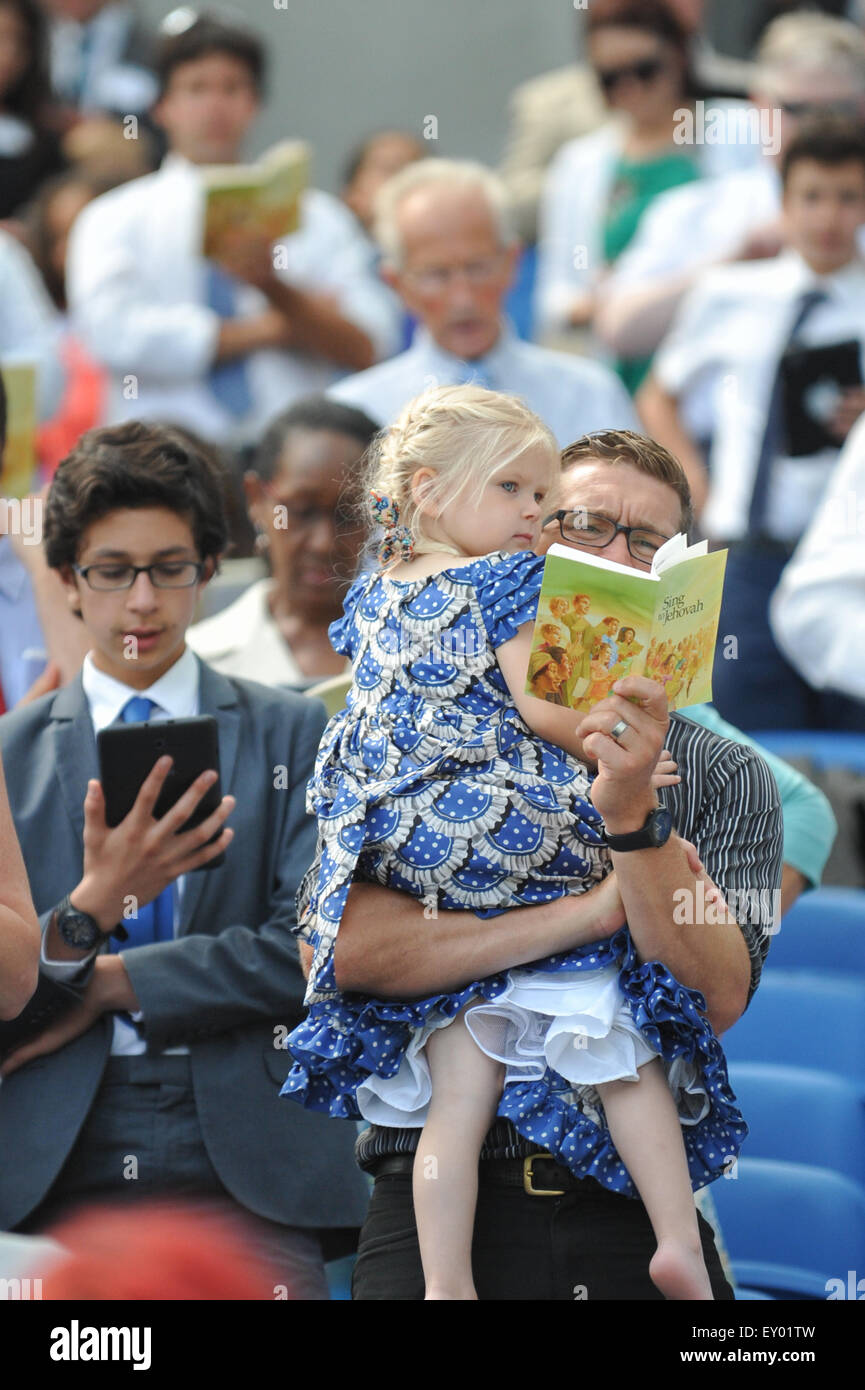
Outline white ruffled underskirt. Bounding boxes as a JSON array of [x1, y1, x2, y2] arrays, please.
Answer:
[[356, 963, 710, 1130]]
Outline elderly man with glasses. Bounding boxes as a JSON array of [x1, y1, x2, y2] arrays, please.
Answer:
[[329, 158, 638, 446]]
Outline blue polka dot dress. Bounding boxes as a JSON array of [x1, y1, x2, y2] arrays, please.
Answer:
[[280, 550, 746, 1196]]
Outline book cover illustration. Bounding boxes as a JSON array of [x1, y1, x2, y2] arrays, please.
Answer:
[[201, 140, 310, 261], [525, 536, 727, 712]]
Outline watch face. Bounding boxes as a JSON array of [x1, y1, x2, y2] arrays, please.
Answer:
[[648, 807, 674, 846], [59, 908, 101, 948]]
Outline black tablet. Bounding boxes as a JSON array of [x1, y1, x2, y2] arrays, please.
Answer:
[[97, 714, 225, 869]]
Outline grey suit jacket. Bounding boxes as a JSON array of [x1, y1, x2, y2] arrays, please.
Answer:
[[0, 658, 369, 1233]]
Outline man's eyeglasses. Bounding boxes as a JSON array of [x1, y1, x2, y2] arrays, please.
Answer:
[[402, 254, 506, 295], [543, 510, 671, 565], [779, 99, 864, 120], [74, 561, 205, 591], [596, 56, 665, 95]]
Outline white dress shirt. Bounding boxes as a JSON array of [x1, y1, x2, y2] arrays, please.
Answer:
[[66, 154, 402, 445], [329, 322, 638, 445], [50, 2, 157, 114], [604, 160, 865, 301], [654, 249, 865, 542], [534, 107, 764, 334], [0, 541, 46, 708], [770, 413, 865, 700], [41, 646, 200, 1055], [0, 229, 64, 420]]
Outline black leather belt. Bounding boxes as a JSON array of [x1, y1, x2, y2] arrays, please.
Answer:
[[373, 1151, 582, 1196]]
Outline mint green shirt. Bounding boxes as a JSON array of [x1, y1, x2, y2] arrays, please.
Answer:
[[680, 704, 837, 888]]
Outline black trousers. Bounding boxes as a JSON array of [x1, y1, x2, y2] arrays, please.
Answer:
[[351, 1170, 734, 1301]]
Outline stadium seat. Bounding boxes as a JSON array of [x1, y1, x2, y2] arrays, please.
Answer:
[[730, 1062, 865, 1189], [746, 730, 865, 775], [722, 971, 865, 1084], [710, 1158, 865, 1298], [766, 887, 865, 975]]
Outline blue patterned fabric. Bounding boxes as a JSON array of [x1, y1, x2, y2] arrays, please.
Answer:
[[281, 550, 747, 1195]]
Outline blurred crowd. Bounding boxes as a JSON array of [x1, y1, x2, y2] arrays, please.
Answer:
[[1, 0, 865, 1301], [2, 0, 865, 727]]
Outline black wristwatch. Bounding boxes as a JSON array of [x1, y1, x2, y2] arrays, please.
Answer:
[[605, 806, 673, 852], [54, 894, 122, 950]]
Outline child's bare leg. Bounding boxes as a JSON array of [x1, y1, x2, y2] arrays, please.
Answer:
[[596, 1057, 714, 1300], [413, 1010, 505, 1300]]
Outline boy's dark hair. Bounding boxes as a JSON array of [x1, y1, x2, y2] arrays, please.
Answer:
[[254, 396, 381, 482], [585, 0, 699, 99], [781, 117, 865, 187], [156, 14, 266, 98], [2, 0, 51, 124], [44, 421, 229, 570]]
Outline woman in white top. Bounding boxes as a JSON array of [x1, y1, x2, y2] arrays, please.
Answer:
[[534, 0, 758, 391], [188, 396, 379, 688]]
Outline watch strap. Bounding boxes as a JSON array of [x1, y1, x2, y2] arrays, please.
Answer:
[[605, 806, 671, 852]]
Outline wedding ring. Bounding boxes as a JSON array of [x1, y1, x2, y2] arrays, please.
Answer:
[[610, 719, 630, 743]]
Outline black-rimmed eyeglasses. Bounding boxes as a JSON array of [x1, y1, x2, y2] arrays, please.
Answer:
[[543, 510, 671, 565], [74, 561, 205, 591]]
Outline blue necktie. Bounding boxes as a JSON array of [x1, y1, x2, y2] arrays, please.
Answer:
[[110, 696, 175, 952], [205, 262, 254, 419], [455, 359, 493, 390], [747, 288, 827, 537]]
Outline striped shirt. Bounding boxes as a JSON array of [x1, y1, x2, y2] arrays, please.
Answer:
[[356, 712, 784, 1171]]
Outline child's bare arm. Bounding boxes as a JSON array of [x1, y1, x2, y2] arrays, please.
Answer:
[[497, 623, 596, 760]]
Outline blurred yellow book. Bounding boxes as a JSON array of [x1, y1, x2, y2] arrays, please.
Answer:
[[201, 140, 311, 259], [0, 363, 37, 499]]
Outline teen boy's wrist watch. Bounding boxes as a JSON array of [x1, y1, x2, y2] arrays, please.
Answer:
[[55, 894, 126, 949], [604, 806, 673, 852]]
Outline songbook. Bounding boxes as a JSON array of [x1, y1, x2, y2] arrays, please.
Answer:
[[525, 534, 728, 712], [0, 363, 37, 498], [780, 339, 862, 456], [200, 139, 310, 260]]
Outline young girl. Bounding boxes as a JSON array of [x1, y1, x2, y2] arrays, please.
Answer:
[[281, 386, 745, 1301]]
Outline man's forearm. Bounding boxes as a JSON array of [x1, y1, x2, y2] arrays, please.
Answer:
[[609, 835, 750, 1035], [264, 279, 375, 369], [332, 880, 619, 998]]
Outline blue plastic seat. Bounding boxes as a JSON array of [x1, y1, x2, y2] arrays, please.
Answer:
[[746, 729, 865, 774], [723, 971, 865, 1084], [710, 1157, 865, 1298], [766, 887, 865, 976], [730, 1062, 865, 1189]]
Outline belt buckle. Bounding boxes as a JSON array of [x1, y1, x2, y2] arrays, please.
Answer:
[[523, 1152, 566, 1197]]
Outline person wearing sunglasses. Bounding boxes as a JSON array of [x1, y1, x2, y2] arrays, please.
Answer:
[[596, 10, 865, 371], [535, 0, 760, 392]]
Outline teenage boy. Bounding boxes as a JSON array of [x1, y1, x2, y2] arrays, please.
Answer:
[[67, 14, 400, 447], [639, 119, 865, 730], [0, 422, 368, 1296]]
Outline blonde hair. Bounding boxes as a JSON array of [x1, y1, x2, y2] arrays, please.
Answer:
[[374, 158, 516, 267], [365, 384, 559, 562], [757, 12, 865, 87]]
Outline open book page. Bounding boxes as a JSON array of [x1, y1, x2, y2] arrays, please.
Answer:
[[201, 140, 310, 259], [649, 549, 727, 709], [525, 544, 658, 712], [524, 538, 727, 712]]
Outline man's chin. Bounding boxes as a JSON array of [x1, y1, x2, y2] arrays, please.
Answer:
[[441, 325, 498, 360]]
